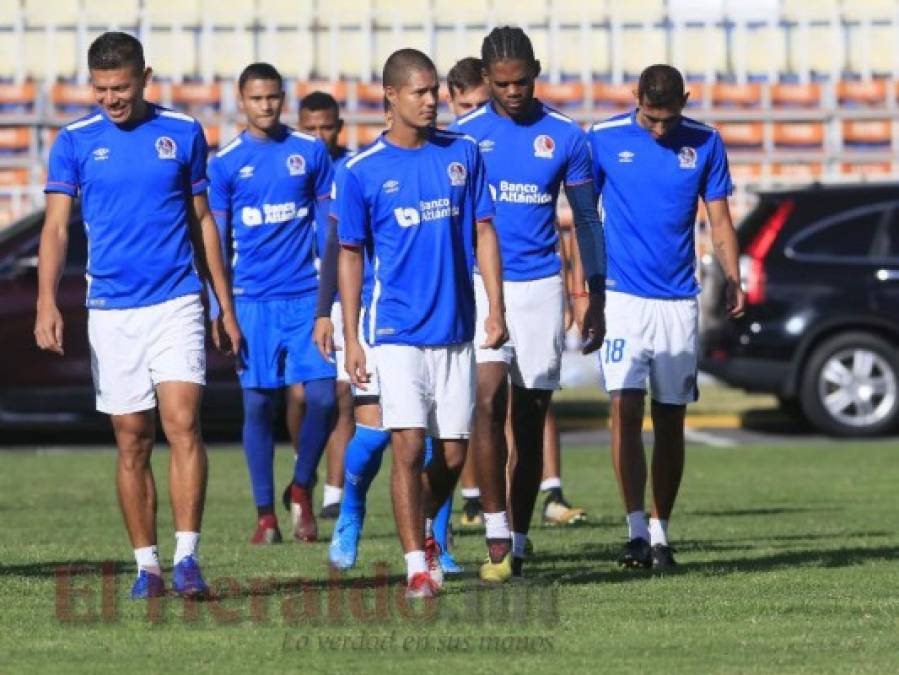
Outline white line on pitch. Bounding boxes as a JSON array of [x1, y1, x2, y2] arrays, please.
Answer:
[[684, 428, 737, 448]]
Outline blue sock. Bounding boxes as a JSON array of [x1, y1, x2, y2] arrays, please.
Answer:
[[293, 378, 337, 487], [241, 388, 277, 508], [422, 437, 453, 551], [341, 425, 391, 518]]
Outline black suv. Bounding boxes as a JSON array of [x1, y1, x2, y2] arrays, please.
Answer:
[[700, 182, 899, 437]]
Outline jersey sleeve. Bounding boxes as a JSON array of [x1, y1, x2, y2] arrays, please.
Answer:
[[702, 132, 733, 203], [45, 130, 79, 196], [564, 128, 593, 187], [188, 122, 210, 195], [471, 146, 494, 222], [336, 168, 369, 246], [588, 131, 606, 195], [313, 141, 334, 200]]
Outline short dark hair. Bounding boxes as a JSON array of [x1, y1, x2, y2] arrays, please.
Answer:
[[238, 62, 283, 93], [300, 91, 339, 115], [87, 32, 145, 73], [382, 48, 437, 89], [481, 26, 538, 73], [447, 57, 484, 97], [637, 64, 686, 109]]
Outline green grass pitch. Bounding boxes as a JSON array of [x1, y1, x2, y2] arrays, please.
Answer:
[[1, 440, 898, 673]]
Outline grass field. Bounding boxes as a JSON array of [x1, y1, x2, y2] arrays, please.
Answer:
[[2, 440, 898, 674]]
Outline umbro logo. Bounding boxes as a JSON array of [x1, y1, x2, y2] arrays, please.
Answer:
[[479, 140, 495, 153], [92, 147, 110, 161], [239, 165, 254, 179], [382, 179, 399, 193], [618, 151, 634, 163]]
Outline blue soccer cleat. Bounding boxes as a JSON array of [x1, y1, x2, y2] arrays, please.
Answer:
[[439, 550, 463, 574], [172, 555, 210, 599], [328, 512, 363, 570], [130, 569, 166, 600]]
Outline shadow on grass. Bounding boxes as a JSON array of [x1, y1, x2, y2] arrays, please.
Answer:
[[685, 506, 838, 517], [0, 560, 130, 578]]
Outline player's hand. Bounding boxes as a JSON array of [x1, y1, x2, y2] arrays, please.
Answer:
[[216, 310, 243, 357], [480, 311, 508, 350], [572, 295, 589, 332], [345, 339, 370, 390], [580, 292, 606, 355], [725, 278, 745, 319], [313, 317, 336, 360], [34, 302, 64, 356]]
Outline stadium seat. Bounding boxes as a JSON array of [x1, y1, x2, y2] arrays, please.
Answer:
[[770, 82, 821, 107], [144, 28, 198, 81], [733, 21, 786, 83], [684, 80, 706, 108], [83, 0, 140, 27], [771, 162, 824, 180], [296, 80, 349, 108], [842, 119, 892, 149], [0, 81, 37, 115], [200, 0, 255, 26], [23, 29, 76, 81], [773, 122, 825, 149], [592, 81, 636, 110], [671, 21, 728, 82], [357, 82, 386, 111], [837, 78, 888, 107], [22, 0, 79, 26], [711, 82, 762, 108], [257, 0, 315, 25], [618, 24, 667, 81], [171, 81, 221, 115], [144, 0, 202, 26], [491, 0, 549, 26], [50, 82, 95, 114], [841, 161, 892, 177], [353, 123, 384, 148], [716, 122, 764, 149], [728, 162, 763, 183], [204, 27, 254, 80], [535, 81, 585, 111], [432, 0, 491, 24], [203, 124, 220, 151], [0, 126, 32, 155]]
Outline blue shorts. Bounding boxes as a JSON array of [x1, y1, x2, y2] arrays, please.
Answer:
[[236, 296, 337, 389]]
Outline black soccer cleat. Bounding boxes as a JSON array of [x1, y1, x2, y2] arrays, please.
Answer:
[[651, 544, 678, 571], [319, 502, 340, 520], [618, 537, 652, 569]]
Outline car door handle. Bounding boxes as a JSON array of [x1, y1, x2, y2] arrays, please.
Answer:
[[875, 269, 899, 281]]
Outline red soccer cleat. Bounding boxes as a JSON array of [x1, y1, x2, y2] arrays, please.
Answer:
[[290, 483, 318, 542], [424, 536, 444, 589], [250, 514, 283, 545], [405, 572, 440, 599]]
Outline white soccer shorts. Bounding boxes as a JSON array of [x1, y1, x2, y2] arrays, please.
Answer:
[[375, 343, 475, 438], [599, 290, 699, 405], [88, 293, 206, 415], [332, 302, 380, 397], [474, 273, 565, 390]]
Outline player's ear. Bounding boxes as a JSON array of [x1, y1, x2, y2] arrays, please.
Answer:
[[680, 91, 690, 109], [336, 118, 344, 134], [141, 67, 153, 90], [532, 60, 542, 80]]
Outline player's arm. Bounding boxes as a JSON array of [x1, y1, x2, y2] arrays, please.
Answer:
[[706, 198, 745, 318], [564, 180, 606, 354], [188, 192, 242, 356], [34, 192, 73, 355], [313, 215, 339, 359], [565, 217, 589, 331], [474, 217, 508, 349], [338, 243, 368, 387]]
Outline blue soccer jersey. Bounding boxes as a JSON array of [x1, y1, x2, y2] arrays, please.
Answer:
[[449, 101, 592, 281], [336, 129, 493, 347], [208, 125, 333, 300], [588, 111, 733, 299], [45, 104, 208, 309]]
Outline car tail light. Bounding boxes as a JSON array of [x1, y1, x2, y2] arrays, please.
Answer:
[[742, 199, 794, 305]]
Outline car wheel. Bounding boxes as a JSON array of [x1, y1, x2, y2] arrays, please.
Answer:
[[800, 332, 899, 437]]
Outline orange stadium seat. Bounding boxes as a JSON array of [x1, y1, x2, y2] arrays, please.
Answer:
[[356, 81, 386, 110], [837, 79, 888, 107], [771, 162, 824, 180], [716, 122, 764, 149], [711, 82, 762, 108], [841, 161, 892, 177], [50, 82, 163, 114], [0, 168, 32, 188], [728, 163, 763, 183], [535, 81, 584, 111], [203, 124, 220, 151], [684, 81, 705, 108], [592, 81, 636, 110], [842, 119, 892, 148], [770, 82, 821, 108], [354, 123, 384, 147], [773, 122, 825, 149], [0, 126, 32, 154], [295, 80, 349, 107], [171, 81, 221, 115], [0, 81, 37, 115]]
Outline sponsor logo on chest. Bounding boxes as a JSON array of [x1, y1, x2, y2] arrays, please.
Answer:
[[241, 201, 308, 226]]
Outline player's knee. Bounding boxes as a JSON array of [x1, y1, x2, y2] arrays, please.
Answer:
[[613, 394, 645, 429], [304, 378, 337, 420], [116, 431, 153, 468], [242, 388, 276, 423], [475, 384, 506, 421]]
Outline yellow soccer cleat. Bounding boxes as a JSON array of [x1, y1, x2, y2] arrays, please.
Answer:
[[479, 552, 513, 583], [542, 494, 587, 526]]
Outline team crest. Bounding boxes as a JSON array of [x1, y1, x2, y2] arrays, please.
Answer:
[[447, 161, 467, 186], [287, 154, 306, 176], [533, 134, 555, 159], [155, 136, 177, 159], [678, 146, 697, 169]]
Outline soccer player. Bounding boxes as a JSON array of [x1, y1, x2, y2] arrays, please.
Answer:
[[337, 48, 506, 598], [297, 90, 354, 519], [587, 64, 743, 569], [34, 32, 241, 599], [208, 63, 337, 545], [449, 26, 606, 581]]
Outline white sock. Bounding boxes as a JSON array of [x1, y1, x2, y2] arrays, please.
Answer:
[[174, 531, 200, 565], [483, 511, 511, 540], [322, 484, 342, 508], [404, 550, 427, 580], [424, 518, 434, 539], [540, 477, 562, 492], [134, 546, 160, 574], [511, 532, 528, 559], [461, 487, 481, 499], [649, 518, 668, 546], [626, 511, 650, 542]]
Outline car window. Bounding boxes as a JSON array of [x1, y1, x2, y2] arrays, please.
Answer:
[[786, 204, 890, 262], [886, 209, 899, 262]]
